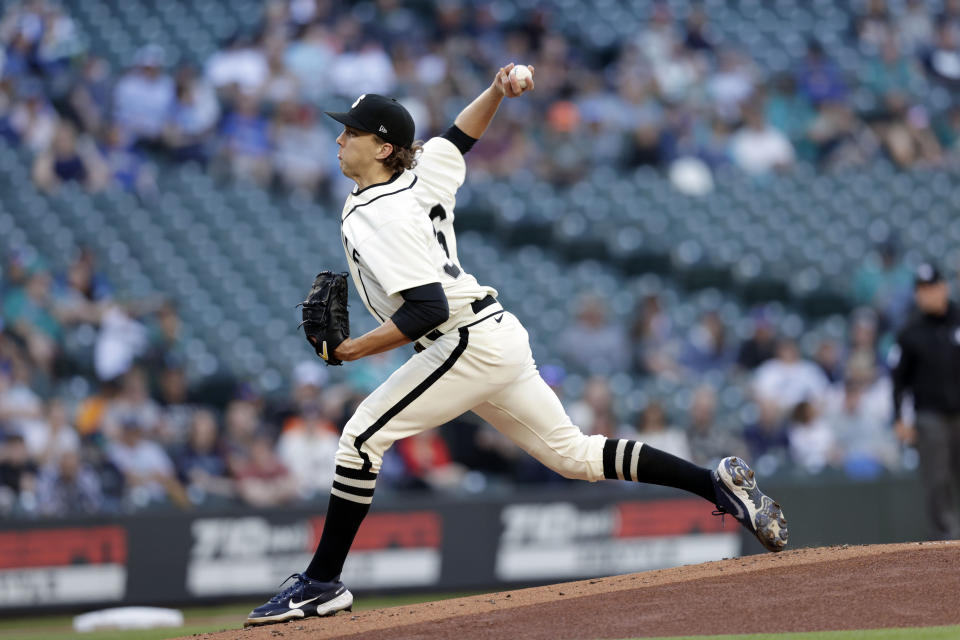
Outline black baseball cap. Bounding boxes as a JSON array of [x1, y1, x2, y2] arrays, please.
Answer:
[[325, 94, 415, 149], [914, 262, 943, 286]]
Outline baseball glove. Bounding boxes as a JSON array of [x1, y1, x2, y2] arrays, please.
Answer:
[[298, 271, 350, 365]]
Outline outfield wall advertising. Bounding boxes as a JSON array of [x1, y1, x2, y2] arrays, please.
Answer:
[[0, 476, 928, 612]]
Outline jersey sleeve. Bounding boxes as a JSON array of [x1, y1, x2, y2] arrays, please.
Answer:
[[357, 219, 439, 296], [414, 137, 466, 204]]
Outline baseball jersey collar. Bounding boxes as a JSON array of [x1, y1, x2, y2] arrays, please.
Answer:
[[351, 170, 405, 197]]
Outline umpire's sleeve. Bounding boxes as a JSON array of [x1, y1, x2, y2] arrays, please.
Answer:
[[889, 331, 914, 421]]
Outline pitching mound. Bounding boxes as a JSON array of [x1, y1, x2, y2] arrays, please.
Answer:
[[186, 541, 960, 640]]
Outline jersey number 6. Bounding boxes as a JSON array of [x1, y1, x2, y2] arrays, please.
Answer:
[[429, 205, 461, 279]]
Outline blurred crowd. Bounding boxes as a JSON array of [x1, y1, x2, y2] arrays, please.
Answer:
[[1, 0, 950, 518], [0, 240, 921, 518], [1, 0, 960, 199]]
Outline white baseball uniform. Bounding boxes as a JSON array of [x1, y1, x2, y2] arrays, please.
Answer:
[[333, 136, 618, 504]]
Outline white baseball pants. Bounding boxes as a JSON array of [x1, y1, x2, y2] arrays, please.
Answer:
[[335, 309, 608, 486]]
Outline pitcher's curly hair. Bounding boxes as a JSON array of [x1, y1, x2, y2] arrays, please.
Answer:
[[378, 138, 423, 173]]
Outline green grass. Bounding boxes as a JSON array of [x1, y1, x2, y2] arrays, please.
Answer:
[[622, 627, 960, 640], [0, 592, 484, 640]]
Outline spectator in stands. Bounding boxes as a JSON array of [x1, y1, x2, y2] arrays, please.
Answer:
[[32, 121, 108, 193], [560, 295, 629, 375], [53, 247, 111, 327], [68, 56, 112, 134], [23, 399, 79, 468], [79, 435, 124, 512], [0, 434, 37, 514], [541, 101, 589, 185], [206, 33, 269, 98], [35, 449, 103, 516], [218, 89, 272, 186], [173, 409, 234, 506], [2, 268, 61, 374], [899, 0, 935, 55], [637, 3, 677, 66], [852, 241, 914, 329], [568, 377, 621, 438], [145, 301, 186, 372], [103, 367, 161, 441], [863, 34, 923, 100], [743, 400, 790, 470], [848, 308, 882, 370], [795, 40, 847, 106], [155, 365, 194, 446], [805, 100, 878, 170], [284, 22, 335, 102], [0, 354, 45, 439], [753, 338, 829, 415], [113, 45, 175, 147], [729, 104, 795, 176], [272, 100, 332, 193], [277, 402, 339, 500], [8, 82, 58, 152], [261, 37, 300, 105], [98, 123, 156, 195], [329, 39, 396, 97], [764, 74, 816, 161], [686, 385, 746, 467], [856, 0, 893, 52], [736, 308, 777, 371], [235, 432, 298, 508], [164, 65, 220, 165], [708, 49, 756, 122], [683, 6, 715, 53], [634, 401, 691, 460], [933, 103, 960, 152], [108, 418, 186, 508], [786, 400, 837, 474], [873, 93, 943, 169], [394, 431, 466, 492], [943, 0, 960, 41], [347, 349, 408, 394], [223, 396, 262, 474], [813, 338, 843, 384], [94, 303, 148, 382], [681, 310, 734, 373], [922, 17, 960, 88], [34, 3, 83, 78], [631, 293, 681, 378], [822, 353, 897, 478]]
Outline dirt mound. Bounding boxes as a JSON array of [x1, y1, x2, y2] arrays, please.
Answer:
[[188, 541, 960, 640]]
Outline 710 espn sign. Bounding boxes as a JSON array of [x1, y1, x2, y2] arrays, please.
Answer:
[[495, 499, 739, 581], [0, 526, 127, 606]]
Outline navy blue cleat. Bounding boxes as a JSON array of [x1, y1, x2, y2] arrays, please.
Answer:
[[712, 456, 788, 552], [244, 573, 353, 627]]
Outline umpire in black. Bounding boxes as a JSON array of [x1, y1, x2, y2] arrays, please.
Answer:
[[891, 262, 960, 539]]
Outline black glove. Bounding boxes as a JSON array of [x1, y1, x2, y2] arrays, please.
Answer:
[[299, 271, 350, 365]]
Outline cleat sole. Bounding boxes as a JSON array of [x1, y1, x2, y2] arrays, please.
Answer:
[[717, 457, 789, 553]]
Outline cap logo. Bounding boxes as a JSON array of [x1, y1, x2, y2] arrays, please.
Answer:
[[379, 125, 388, 134], [919, 264, 933, 280], [352, 94, 366, 109]]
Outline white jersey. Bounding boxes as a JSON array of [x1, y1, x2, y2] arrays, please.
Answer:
[[339, 136, 496, 331]]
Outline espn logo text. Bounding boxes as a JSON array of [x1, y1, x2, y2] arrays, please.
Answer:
[[187, 512, 442, 596], [0, 526, 127, 606], [495, 499, 739, 581]]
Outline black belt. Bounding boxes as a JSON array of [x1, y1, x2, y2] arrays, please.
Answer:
[[421, 295, 498, 342]]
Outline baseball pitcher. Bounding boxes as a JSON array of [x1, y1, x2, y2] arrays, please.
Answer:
[[246, 63, 788, 627]]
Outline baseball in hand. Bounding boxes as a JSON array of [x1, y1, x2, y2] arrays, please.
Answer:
[[510, 65, 532, 89]]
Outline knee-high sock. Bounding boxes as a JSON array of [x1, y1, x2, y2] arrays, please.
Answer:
[[305, 466, 376, 582], [602, 439, 715, 503]]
